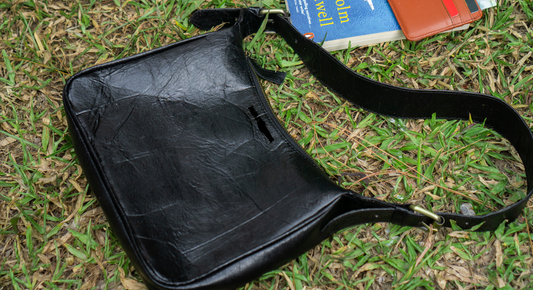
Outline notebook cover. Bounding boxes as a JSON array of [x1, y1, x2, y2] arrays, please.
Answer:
[[388, 0, 482, 41]]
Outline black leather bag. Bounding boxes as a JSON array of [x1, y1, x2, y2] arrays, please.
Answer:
[[63, 8, 533, 290]]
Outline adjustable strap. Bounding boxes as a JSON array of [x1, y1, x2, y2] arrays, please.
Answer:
[[190, 8, 533, 232]]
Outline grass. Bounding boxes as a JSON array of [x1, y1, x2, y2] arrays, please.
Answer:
[[0, 0, 532, 289]]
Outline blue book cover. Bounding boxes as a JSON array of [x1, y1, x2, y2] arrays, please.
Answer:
[[286, 0, 403, 51]]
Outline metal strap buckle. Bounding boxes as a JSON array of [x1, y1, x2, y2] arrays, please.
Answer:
[[259, 9, 289, 35], [259, 9, 287, 15], [409, 205, 445, 233]]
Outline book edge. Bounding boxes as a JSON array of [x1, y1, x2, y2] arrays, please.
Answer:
[[319, 23, 471, 51]]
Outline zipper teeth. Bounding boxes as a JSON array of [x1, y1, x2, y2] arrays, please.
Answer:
[[249, 65, 324, 173]]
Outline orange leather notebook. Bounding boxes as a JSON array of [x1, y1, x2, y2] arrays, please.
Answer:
[[388, 0, 483, 41]]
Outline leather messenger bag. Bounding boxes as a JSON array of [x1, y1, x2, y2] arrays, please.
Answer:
[[63, 8, 533, 290]]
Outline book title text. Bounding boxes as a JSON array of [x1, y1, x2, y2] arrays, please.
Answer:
[[315, 0, 351, 26]]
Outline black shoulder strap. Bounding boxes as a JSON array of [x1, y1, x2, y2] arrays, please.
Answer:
[[190, 8, 533, 231]]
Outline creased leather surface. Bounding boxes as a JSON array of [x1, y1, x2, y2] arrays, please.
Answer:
[[64, 7, 533, 290], [64, 25, 366, 288]]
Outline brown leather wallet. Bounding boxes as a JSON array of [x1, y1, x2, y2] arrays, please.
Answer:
[[388, 0, 483, 41]]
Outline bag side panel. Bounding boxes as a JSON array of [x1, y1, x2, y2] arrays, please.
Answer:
[[64, 26, 347, 287]]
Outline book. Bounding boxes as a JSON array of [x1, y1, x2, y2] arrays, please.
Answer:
[[286, 0, 469, 51]]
